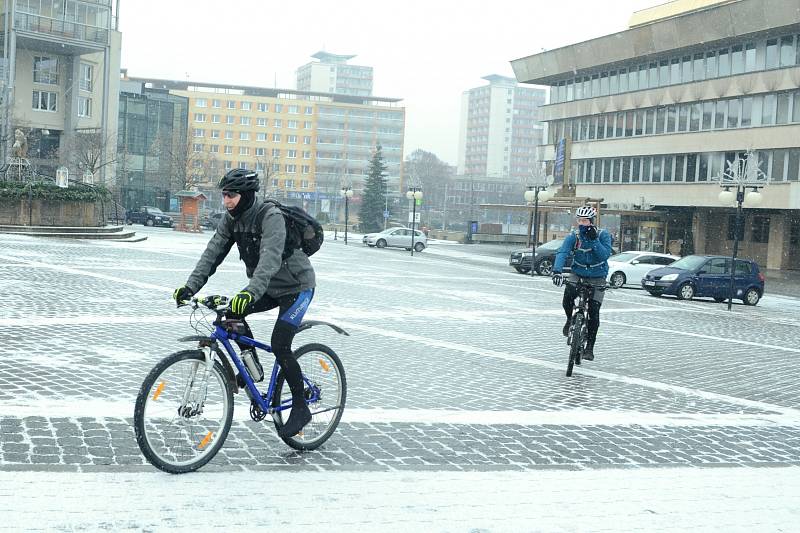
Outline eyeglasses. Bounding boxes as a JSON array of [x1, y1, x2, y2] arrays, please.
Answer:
[[222, 191, 240, 199]]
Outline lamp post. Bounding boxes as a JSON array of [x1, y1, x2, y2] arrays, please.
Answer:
[[523, 175, 554, 277], [340, 186, 354, 245], [716, 150, 768, 311], [406, 187, 423, 256]]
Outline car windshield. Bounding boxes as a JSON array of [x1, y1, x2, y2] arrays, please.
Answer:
[[609, 252, 638, 263], [149, 208, 164, 215], [539, 239, 563, 250], [667, 255, 707, 271]]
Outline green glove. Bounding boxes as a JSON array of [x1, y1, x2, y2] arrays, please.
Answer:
[[173, 286, 194, 306], [230, 290, 254, 316]]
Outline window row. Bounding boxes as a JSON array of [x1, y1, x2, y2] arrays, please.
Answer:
[[192, 130, 312, 143], [549, 90, 800, 143], [191, 114, 311, 128], [572, 149, 800, 184], [551, 33, 800, 104], [194, 99, 313, 114]]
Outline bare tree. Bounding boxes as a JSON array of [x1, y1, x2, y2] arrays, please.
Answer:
[[65, 128, 120, 185], [404, 149, 454, 227], [255, 151, 283, 200]]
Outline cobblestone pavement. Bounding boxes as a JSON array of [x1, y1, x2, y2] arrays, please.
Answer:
[[2, 227, 800, 530]]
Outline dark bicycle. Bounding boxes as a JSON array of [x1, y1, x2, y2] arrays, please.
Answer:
[[565, 279, 608, 377], [133, 295, 348, 474]]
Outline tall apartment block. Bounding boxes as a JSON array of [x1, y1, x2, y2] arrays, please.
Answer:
[[296, 51, 373, 96], [512, 0, 800, 269], [127, 77, 404, 214], [457, 75, 546, 180], [0, 0, 121, 178]]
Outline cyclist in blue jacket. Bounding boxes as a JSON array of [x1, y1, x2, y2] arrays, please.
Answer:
[[551, 205, 613, 361]]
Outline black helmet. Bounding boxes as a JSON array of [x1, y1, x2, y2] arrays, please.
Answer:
[[218, 168, 259, 193]]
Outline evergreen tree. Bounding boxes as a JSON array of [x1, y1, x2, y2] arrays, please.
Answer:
[[358, 144, 388, 233]]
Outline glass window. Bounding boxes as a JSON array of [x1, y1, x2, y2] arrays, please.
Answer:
[[705, 51, 718, 78], [628, 69, 638, 91], [641, 156, 652, 182], [714, 100, 726, 129], [773, 149, 787, 181], [611, 159, 619, 182], [588, 116, 597, 140], [787, 148, 800, 181], [616, 112, 625, 138], [762, 94, 777, 125], [777, 92, 791, 124], [655, 107, 665, 134], [745, 42, 759, 71], [591, 74, 600, 96], [33, 56, 58, 84], [634, 110, 644, 136], [718, 48, 730, 76], [675, 154, 685, 181], [659, 60, 669, 86], [622, 157, 631, 183], [679, 104, 689, 131], [702, 102, 714, 130], [645, 109, 655, 135], [766, 39, 779, 69], [666, 105, 677, 132], [670, 58, 680, 84], [603, 159, 612, 182], [686, 153, 697, 182], [566, 80, 574, 101], [609, 71, 618, 93], [618, 69, 628, 92], [600, 72, 609, 96], [728, 96, 753, 128], [690, 103, 702, 131], [794, 90, 800, 122], [731, 45, 745, 74], [663, 155, 674, 182], [780, 36, 796, 67], [631, 157, 641, 182], [79, 63, 93, 92], [698, 153, 710, 182], [709, 152, 721, 181], [649, 62, 658, 88], [639, 65, 648, 89], [625, 111, 634, 137], [693, 53, 705, 81], [597, 115, 606, 139], [682, 56, 693, 82], [652, 156, 662, 182]]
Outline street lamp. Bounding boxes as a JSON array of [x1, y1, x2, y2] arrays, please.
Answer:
[[340, 186, 354, 245], [523, 174, 555, 277], [406, 187, 423, 256], [716, 150, 768, 311]]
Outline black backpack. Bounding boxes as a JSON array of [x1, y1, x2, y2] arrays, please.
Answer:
[[261, 200, 324, 260]]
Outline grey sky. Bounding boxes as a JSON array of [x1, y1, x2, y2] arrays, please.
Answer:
[[119, 0, 661, 166]]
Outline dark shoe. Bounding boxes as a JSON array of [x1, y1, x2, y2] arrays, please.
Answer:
[[583, 345, 595, 361], [562, 318, 571, 337], [278, 402, 312, 438]]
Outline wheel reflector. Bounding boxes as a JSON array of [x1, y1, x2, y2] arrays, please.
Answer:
[[319, 358, 330, 372], [198, 431, 214, 450], [152, 381, 165, 401]]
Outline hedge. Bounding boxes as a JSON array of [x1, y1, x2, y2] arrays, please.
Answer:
[[0, 180, 110, 203]]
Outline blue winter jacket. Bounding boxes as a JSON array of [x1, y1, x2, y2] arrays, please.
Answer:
[[553, 229, 614, 278]]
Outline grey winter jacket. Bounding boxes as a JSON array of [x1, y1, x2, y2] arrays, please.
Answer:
[[185, 199, 316, 300]]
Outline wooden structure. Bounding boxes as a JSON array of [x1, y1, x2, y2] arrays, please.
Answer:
[[174, 190, 207, 233]]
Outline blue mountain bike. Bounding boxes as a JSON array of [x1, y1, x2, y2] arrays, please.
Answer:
[[133, 295, 348, 474]]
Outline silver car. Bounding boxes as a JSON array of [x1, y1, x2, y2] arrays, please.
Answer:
[[362, 227, 427, 252]]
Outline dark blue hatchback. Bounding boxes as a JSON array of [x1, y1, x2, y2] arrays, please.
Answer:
[[642, 255, 765, 305]]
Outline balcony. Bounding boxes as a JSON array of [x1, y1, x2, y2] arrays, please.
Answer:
[[9, 12, 109, 50]]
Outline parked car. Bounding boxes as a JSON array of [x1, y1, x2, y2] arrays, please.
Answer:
[[363, 227, 427, 252], [126, 206, 173, 228], [510, 238, 618, 276], [606, 251, 680, 288], [642, 255, 765, 305], [202, 212, 225, 230]]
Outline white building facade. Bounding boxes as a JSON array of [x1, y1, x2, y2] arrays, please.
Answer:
[[296, 52, 373, 97]]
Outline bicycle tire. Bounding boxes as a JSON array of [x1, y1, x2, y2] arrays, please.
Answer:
[[134, 350, 234, 474], [271, 343, 347, 451], [567, 313, 584, 377]]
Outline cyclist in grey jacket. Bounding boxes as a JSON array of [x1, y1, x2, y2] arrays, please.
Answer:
[[173, 168, 316, 438]]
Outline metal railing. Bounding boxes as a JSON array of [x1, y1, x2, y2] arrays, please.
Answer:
[[13, 12, 108, 45]]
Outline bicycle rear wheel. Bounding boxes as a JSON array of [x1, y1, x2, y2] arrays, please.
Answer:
[[272, 343, 347, 451], [567, 313, 584, 377], [134, 350, 233, 474]]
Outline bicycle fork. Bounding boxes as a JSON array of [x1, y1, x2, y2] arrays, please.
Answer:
[[178, 346, 215, 417]]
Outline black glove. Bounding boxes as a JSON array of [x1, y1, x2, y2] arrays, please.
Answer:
[[229, 290, 254, 316], [552, 273, 565, 287], [585, 225, 598, 240], [173, 285, 194, 306]]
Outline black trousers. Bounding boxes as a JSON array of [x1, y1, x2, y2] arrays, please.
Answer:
[[562, 282, 602, 346], [235, 293, 307, 403]]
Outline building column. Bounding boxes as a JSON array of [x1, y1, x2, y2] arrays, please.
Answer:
[[766, 212, 787, 270], [692, 209, 708, 254]]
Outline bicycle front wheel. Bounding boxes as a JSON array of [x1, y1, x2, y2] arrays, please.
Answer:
[[134, 350, 234, 474], [567, 313, 584, 377], [272, 343, 347, 451]]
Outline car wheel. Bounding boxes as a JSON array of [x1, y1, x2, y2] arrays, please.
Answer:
[[610, 271, 626, 288], [677, 282, 695, 300], [414, 242, 425, 253], [376, 239, 387, 248], [536, 259, 553, 276], [146, 219, 154, 227], [743, 288, 760, 306], [514, 266, 531, 274]]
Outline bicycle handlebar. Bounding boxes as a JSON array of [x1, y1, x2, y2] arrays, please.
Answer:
[[177, 295, 230, 311]]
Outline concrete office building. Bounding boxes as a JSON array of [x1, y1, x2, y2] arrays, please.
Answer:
[[0, 0, 121, 179], [296, 51, 373, 97], [512, 0, 800, 269]]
